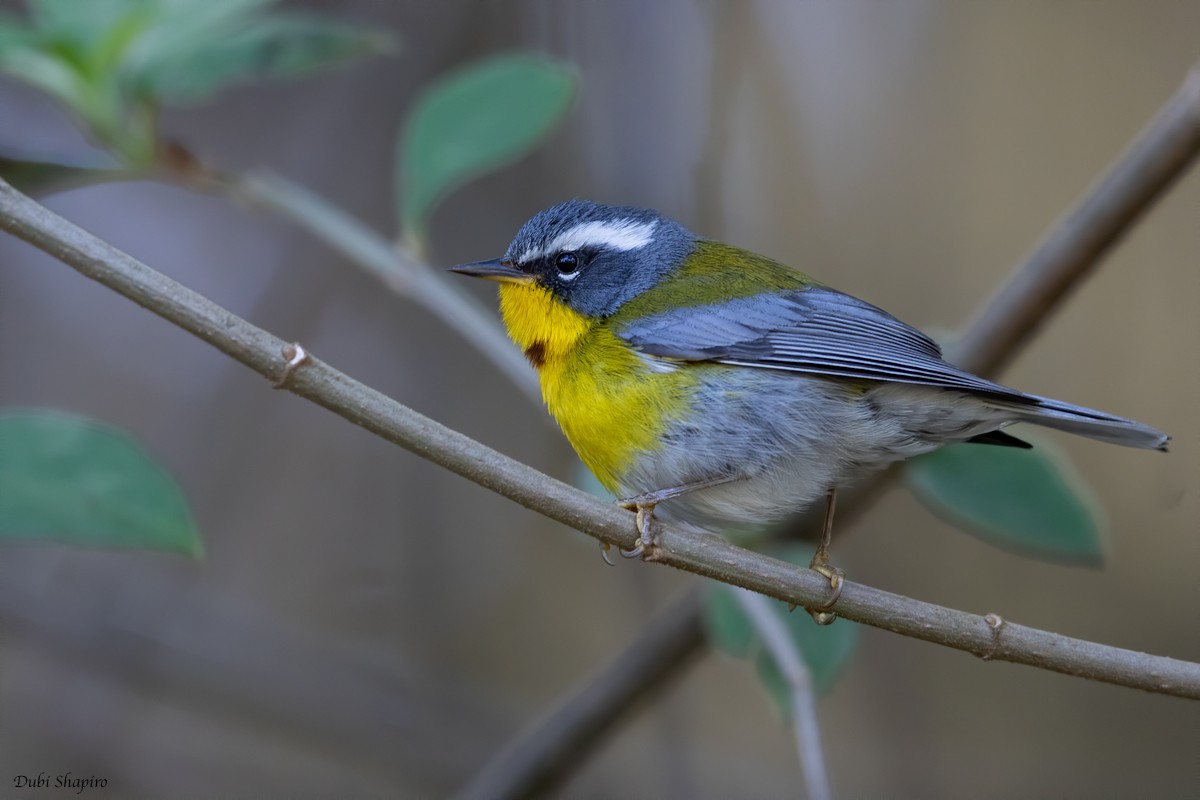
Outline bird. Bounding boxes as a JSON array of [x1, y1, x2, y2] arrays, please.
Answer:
[[451, 199, 1169, 622]]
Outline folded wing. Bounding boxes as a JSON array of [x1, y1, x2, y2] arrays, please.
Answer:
[[616, 286, 1169, 450]]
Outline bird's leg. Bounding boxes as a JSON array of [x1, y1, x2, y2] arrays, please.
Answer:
[[611, 474, 740, 561], [807, 489, 844, 625]]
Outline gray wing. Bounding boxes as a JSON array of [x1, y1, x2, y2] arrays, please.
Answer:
[[616, 287, 1027, 401]]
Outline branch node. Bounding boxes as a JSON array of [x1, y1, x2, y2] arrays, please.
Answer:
[[980, 612, 1006, 661], [273, 342, 310, 389]]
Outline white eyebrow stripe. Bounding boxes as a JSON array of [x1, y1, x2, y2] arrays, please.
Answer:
[[546, 219, 658, 254], [516, 247, 540, 265]]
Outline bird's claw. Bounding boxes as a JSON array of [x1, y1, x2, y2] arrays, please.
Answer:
[[807, 558, 844, 626], [610, 498, 659, 560], [600, 540, 642, 564], [599, 502, 655, 563]]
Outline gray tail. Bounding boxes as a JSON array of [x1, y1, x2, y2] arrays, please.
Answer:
[[992, 393, 1169, 452]]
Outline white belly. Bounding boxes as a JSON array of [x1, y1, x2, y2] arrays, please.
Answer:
[[615, 370, 1010, 533]]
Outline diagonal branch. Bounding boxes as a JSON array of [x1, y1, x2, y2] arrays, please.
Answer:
[[2, 177, 1197, 703], [950, 62, 1200, 374], [454, 592, 708, 800], [228, 172, 542, 403]]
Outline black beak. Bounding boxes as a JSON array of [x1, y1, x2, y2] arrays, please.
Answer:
[[448, 258, 532, 284]]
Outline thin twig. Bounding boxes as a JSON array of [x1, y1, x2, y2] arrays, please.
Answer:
[[454, 592, 708, 800], [2, 178, 1197, 702], [229, 171, 541, 403], [732, 589, 831, 800]]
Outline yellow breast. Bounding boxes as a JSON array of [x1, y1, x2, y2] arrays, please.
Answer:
[[499, 282, 693, 491]]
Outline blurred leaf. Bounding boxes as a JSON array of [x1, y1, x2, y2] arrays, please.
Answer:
[[131, 11, 396, 104], [399, 53, 576, 236], [87, 5, 154, 78], [27, 0, 149, 30], [0, 44, 89, 110], [2, 1, 393, 165], [0, 42, 150, 161], [905, 438, 1106, 565], [0, 153, 129, 195], [19, 1, 150, 77], [0, 410, 202, 557], [116, 0, 275, 74], [704, 584, 756, 658], [705, 545, 859, 713], [0, 4, 153, 161]]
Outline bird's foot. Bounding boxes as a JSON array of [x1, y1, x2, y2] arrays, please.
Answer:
[[604, 477, 740, 565], [615, 496, 661, 560], [806, 550, 844, 626]]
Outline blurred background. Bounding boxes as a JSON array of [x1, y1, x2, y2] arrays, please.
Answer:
[[1, 1, 1198, 797]]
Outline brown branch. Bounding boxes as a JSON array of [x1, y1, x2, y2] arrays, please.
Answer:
[[951, 62, 1200, 374], [2, 178, 1197, 705], [453, 592, 708, 800]]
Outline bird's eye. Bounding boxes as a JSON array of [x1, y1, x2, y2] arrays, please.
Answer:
[[555, 251, 579, 275]]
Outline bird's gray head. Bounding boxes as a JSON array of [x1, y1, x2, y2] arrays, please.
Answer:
[[498, 199, 697, 317]]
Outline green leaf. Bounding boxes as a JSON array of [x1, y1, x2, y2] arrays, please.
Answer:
[[704, 584, 758, 658], [398, 53, 577, 236], [86, 5, 155, 79], [0, 411, 202, 557], [705, 545, 859, 714], [131, 11, 396, 104], [21, 1, 151, 78], [0, 45, 90, 110], [26, 0, 148, 31], [904, 438, 1106, 565], [0, 22, 151, 160], [3, 1, 392, 163]]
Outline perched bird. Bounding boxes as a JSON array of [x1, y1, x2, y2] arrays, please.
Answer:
[[452, 199, 1169, 620]]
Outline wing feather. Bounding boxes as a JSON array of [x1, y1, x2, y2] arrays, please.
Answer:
[[615, 284, 1169, 450], [617, 287, 1029, 402]]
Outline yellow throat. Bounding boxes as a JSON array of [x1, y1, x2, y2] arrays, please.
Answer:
[[498, 281, 692, 491]]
